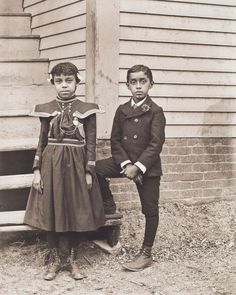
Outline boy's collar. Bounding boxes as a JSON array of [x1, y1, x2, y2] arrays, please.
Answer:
[[121, 96, 152, 118], [131, 96, 147, 107]]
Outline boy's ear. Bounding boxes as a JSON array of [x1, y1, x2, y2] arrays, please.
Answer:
[[150, 81, 154, 88], [126, 82, 130, 89]]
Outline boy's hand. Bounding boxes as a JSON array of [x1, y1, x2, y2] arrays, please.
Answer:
[[123, 164, 139, 179], [133, 173, 143, 185], [86, 173, 92, 190], [32, 169, 43, 194]]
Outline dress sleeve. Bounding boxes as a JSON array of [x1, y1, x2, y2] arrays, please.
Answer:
[[32, 117, 50, 171], [84, 113, 96, 174]]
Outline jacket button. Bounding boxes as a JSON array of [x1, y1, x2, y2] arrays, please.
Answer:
[[124, 136, 127, 140], [134, 118, 139, 123], [133, 134, 138, 139]]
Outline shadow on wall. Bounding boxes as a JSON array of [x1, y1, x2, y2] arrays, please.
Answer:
[[200, 99, 236, 199]]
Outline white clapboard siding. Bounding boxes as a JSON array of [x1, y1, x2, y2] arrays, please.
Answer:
[[120, 41, 236, 59], [32, 15, 86, 38], [120, 55, 236, 73], [24, 0, 86, 66], [163, 0, 236, 6], [120, 13, 236, 34], [24, 0, 83, 15], [165, 112, 236, 125], [40, 42, 86, 61], [31, 1, 86, 28], [119, 84, 236, 98], [120, 27, 236, 47], [166, 125, 236, 137], [40, 29, 86, 50], [119, 70, 236, 86], [120, 0, 236, 20], [49, 58, 86, 72], [119, 97, 236, 113], [0, 174, 33, 190], [119, 0, 236, 137]]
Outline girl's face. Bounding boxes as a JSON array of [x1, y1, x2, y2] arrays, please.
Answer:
[[53, 74, 77, 99], [126, 71, 153, 103]]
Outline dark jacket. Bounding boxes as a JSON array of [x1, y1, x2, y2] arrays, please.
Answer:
[[111, 96, 166, 176], [30, 98, 104, 172]]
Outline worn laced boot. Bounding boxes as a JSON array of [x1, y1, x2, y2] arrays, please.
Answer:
[[43, 249, 61, 281], [123, 246, 153, 272], [69, 248, 85, 280]]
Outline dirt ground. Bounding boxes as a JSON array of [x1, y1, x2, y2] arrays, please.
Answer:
[[0, 200, 235, 295]]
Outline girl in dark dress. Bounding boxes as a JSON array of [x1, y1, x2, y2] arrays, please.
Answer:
[[24, 62, 105, 280]]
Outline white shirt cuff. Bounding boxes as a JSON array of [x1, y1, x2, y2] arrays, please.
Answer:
[[121, 160, 132, 169], [134, 161, 146, 174]]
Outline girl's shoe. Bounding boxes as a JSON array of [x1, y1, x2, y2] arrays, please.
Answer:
[[70, 263, 85, 280], [43, 262, 61, 280], [69, 247, 86, 280]]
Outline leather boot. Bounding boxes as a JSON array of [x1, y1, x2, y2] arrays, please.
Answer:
[[69, 248, 85, 280], [122, 246, 153, 272], [43, 249, 61, 281]]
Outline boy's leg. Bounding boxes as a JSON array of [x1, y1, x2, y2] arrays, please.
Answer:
[[123, 176, 160, 271], [95, 157, 122, 214]]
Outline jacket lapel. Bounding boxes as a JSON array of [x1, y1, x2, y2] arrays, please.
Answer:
[[120, 96, 152, 119]]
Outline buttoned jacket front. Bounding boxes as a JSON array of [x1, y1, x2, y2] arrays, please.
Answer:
[[111, 96, 166, 176]]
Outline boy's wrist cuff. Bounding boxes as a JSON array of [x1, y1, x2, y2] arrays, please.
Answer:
[[134, 161, 146, 174]]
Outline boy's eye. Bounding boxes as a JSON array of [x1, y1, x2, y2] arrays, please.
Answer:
[[130, 80, 137, 85], [140, 79, 147, 84]]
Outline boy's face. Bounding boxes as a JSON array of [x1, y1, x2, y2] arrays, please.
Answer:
[[126, 71, 153, 103], [53, 74, 77, 99]]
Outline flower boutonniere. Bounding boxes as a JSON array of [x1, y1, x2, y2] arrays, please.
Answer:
[[141, 104, 150, 112]]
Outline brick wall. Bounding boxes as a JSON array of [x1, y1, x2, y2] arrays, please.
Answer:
[[97, 138, 236, 210]]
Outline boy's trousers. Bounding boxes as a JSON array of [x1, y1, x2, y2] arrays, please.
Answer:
[[96, 157, 160, 246]]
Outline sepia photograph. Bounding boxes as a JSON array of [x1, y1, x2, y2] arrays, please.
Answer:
[[0, 0, 235, 294]]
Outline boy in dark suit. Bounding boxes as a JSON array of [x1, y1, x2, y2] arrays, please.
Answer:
[[95, 64, 166, 271]]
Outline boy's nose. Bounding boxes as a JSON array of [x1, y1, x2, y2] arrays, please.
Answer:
[[136, 82, 141, 88]]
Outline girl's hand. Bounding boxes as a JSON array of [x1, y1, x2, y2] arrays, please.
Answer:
[[32, 169, 43, 194], [86, 173, 92, 190]]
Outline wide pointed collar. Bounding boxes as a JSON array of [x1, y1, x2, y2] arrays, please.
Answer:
[[120, 96, 152, 119], [29, 97, 105, 118]]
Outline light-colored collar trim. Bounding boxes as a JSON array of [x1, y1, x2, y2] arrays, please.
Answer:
[[73, 105, 105, 119], [131, 96, 147, 107]]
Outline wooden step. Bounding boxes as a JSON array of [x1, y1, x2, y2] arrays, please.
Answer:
[[0, 36, 40, 59], [0, 59, 49, 86], [0, 0, 23, 13], [0, 174, 32, 190], [0, 210, 123, 232], [0, 138, 38, 152], [0, 116, 39, 139], [0, 14, 31, 35], [0, 85, 55, 111]]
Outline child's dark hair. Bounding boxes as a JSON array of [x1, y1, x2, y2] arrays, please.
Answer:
[[49, 62, 81, 84], [127, 64, 154, 83]]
